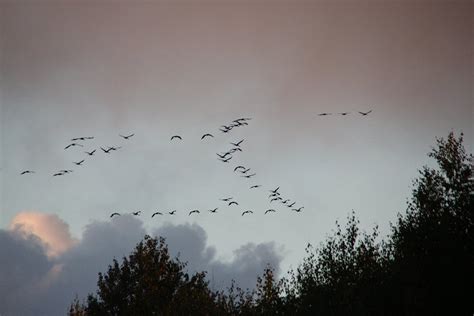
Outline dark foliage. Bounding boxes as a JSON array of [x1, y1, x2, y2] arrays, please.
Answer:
[[71, 132, 473, 315]]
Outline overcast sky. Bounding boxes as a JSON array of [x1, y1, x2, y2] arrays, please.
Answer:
[[0, 1, 472, 315]]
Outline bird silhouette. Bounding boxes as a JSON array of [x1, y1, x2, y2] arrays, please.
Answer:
[[242, 210, 253, 216], [120, 133, 135, 139], [242, 173, 256, 178], [189, 210, 200, 216], [219, 157, 232, 163], [110, 212, 120, 218], [209, 208, 218, 213], [107, 146, 121, 151], [339, 112, 350, 116], [53, 172, 64, 176], [230, 139, 244, 147], [59, 169, 73, 174], [73, 159, 85, 166], [270, 187, 280, 194], [287, 202, 296, 207], [20, 170, 35, 175], [219, 128, 231, 133], [201, 133, 214, 140], [85, 150, 96, 156], [358, 110, 372, 116], [71, 136, 94, 141], [292, 207, 304, 212], [270, 197, 283, 203], [250, 185, 261, 189], [240, 168, 251, 174], [221, 197, 233, 201], [265, 209, 276, 214], [229, 148, 243, 153], [281, 199, 290, 204], [228, 201, 239, 206], [65, 143, 84, 150], [318, 113, 332, 116], [171, 135, 182, 141], [132, 211, 141, 216], [234, 166, 246, 172], [100, 147, 113, 153], [152, 211, 163, 217], [169, 210, 177, 215], [217, 152, 232, 159], [269, 192, 281, 198]]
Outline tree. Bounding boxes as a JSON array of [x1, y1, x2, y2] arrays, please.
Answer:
[[389, 132, 473, 315], [73, 235, 221, 315]]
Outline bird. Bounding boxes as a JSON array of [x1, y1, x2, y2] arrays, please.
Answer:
[[240, 168, 252, 174], [169, 210, 177, 215], [358, 110, 372, 116], [317, 112, 332, 116], [287, 202, 296, 208], [110, 212, 120, 218], [229, 148, 243, 153], [120, 133, 134, 140], [189, 210, 200, 216], [230, 139, 244, 147], [281, 199, 290, 204], [53, 172, 64, 176], [107, 146, 121, 151], [216, 152, 232, 159], [171, 135, 182, 141], [209, 208, 218, 213], [201, 133, 214, 140], [339, 112, 350, 116], [71, 136, 94, 141], [228, 201, 239, 206], [73, 159, 85, 166], [234, 117, 252, 122], [242, 210, 253, 216], [152, 211, 163, 218], [270, 187, 280, 194], [271, 197, 283, 203], [100, 147, 113, 153], [219, 128, 231, 133], [265, 209, 276, 215], [242, 173, 256, 178], [250, 185, 261, 189], [59, 169, 73, 174], [220, 197, 233, 201], [20, 170, 35, 175], [85, 150, 96, 156], [219, 157, 232, 163], [234, 166, 246, 172], [292, 207, 304, 212], [132, 211, 141, 216], [65, 143, 84, 149]]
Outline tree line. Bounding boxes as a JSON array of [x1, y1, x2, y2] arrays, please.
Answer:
[[70, 132, 473, 315]]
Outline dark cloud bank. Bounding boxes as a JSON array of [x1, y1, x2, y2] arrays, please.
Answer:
[[0, 215, 283, 316]]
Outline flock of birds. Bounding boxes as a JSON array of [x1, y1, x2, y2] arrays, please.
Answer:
[[20, 111, 373, 219]]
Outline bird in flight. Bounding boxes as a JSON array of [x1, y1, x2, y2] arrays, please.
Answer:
[[171, 135, 182, 141], [240, 168, 251, 174], [265, 209, 276, 215], [217, 152, 232, 159], [271, 197, 283, 203], [73, 159, 85, 166], [209, 208, 218, 213], [229, 148, 242, 153], [107, 146, 121, 151], [230, 139, 244, 147], [242, 210, 253, 216], [228, 201, 239, 206], [110, 212, 120, 218], [71, 136, 94, 141], [287, 202, 296, 208], [221, 197, 233, 202], [53, 172, 65, 177], [120, 133, 135, 140], [201, 133, 214, 140], [270, 187, 280, 194], [100, 147, 113, 153], [339, 112, 350, 116], [358, 110, 372, 116], [292, 207, 304, 212], [219, 128, 231, 133], [317, 112, 332, 116], [20, 170, 35, 175], [168, 210, 177, 215], [85, 149, 96, 156], [242, 173, 256, 178], [59, 169, 73, 174], [234, 166, 246, 172], [219, 157, 232, 163], [281, 199, 290, 204], [132, 211, 141, 216], [65, 143, 84, 150], [189, 210, 200, 216], [152, 211, 163, 218], [250, 185, 261, 189]]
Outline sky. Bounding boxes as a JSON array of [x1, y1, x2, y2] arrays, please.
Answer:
[[0, 1, 472, 315]]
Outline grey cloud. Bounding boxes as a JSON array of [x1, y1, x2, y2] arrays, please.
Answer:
[[0, 215, 284, 315]]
